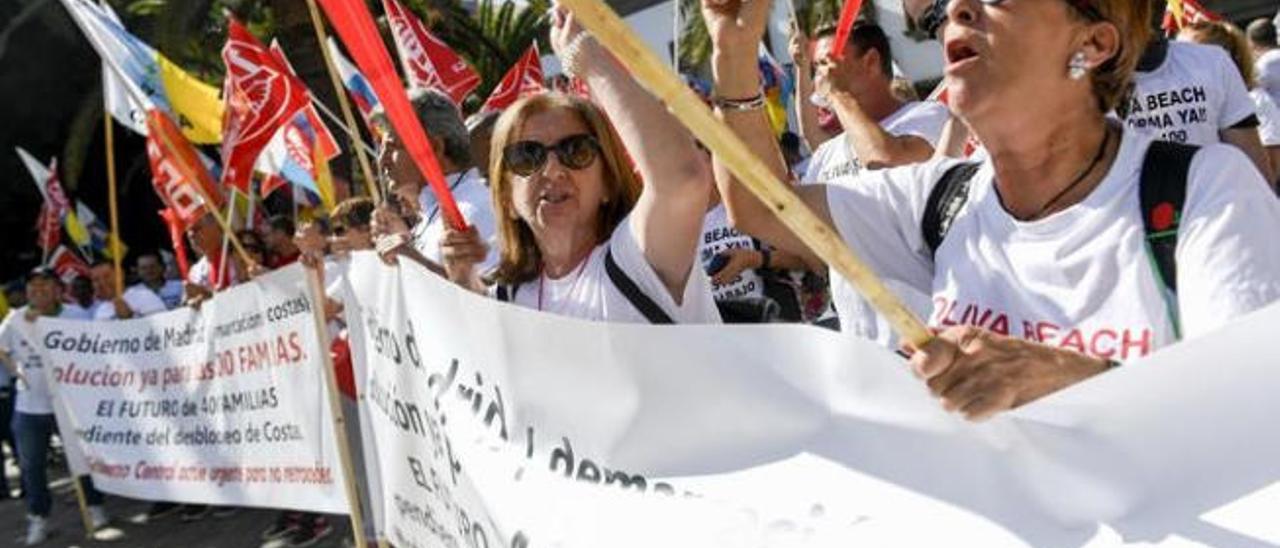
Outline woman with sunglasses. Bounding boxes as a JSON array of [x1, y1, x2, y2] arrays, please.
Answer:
[[707, 0, 1280, 420], [438, 7, 720, 323]]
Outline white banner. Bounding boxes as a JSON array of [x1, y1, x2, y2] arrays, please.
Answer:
[[41, 265, 349, 513], [342, 252, 1280, 547]]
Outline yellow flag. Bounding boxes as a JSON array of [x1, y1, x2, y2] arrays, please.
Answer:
[[1168, 0, 1184, 29], [158, 57, 224, 144], [63, 209, 91, 250], [312, 142, 336, 212]]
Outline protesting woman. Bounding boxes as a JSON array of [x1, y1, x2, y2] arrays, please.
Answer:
[[707, 0, 1280, 419], [439, 6, 720, 324]]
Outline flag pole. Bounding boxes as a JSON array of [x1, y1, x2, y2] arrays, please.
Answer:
[[304, 0, 381, 203], [558, 0, 933, 347], [103, 96, 124, 297], [302, 265, 370, 548]]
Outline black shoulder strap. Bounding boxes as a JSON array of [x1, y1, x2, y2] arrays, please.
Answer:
[[495, 284, 518, 303], [922, 162, 982, 257], [604, 249, 674, 325], [1139, 140, 1197, 296]]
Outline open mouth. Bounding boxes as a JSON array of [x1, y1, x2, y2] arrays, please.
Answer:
[[540, 189, 572, 205], [945, 40, 980, 66]]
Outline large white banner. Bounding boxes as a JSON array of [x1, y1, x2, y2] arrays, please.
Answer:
[[342, 252, 1280, 547], [41, 265, 349, 513]]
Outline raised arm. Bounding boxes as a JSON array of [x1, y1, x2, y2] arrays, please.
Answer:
[[815, 58, 935, 169], [551, 5, 710, 300], [703, 0, 828, 267]]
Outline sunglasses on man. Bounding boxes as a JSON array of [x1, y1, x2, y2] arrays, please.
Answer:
[[502, 134, 602, 177], [915, 0, 1103, 40]]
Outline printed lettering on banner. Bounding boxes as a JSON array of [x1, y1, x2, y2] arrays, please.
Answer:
[[40, 264, 349, 513], [341, 252, 1280, 547]]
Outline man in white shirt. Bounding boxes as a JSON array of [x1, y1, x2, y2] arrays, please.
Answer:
[[0, 268, 105, 544], [1247, 17, 1280, 183], [1126, 37, 1274, 184], [88, 262, 167, 320], [373, 88, 498, 274], [134, 252, 183, 310], [801, 22, 949, 186]]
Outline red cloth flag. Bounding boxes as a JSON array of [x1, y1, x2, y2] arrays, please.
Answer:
[[49, 246, 90, 284], [317, 0, 465, 229], [831, 0, 864, 59], [481, 44, 546, 113], [382, 0, 481, 105], [158, 208, 191, 279], [219, 17, 312, 193], [36, 204, 62, 256], [146, 110, 225, 227], [1162, 0, 1221, 34]]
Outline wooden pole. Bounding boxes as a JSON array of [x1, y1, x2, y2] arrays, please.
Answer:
[[558, 0, 933, 347], [302, 265, 369, 548], [104, 108, 124, 297], [69, 474, 96, 537], [304, 0, 382, 203]]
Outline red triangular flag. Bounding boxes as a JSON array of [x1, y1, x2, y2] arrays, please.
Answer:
[[219, 16, 312, 193], [382, 0, 481, 105], [1162, 0, 1222, 34], [481, 44, 546, 113], [146, 110, 225, 227]]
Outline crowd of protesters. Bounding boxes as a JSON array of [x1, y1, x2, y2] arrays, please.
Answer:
[[3, 0, 1280, 545]]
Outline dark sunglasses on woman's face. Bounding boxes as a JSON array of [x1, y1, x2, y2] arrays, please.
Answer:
[[916, 0, 1101, 40], [503, 134, 601, 177]]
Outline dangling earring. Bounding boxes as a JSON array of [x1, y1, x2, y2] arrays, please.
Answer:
[[1068, 51, 1089, 80]]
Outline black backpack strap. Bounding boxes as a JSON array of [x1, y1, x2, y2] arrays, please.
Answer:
[[495, 284, 518, 303], [1139, 140, 1197, 340], [922, 162, 982, 257], [604, 248, 674, 325]]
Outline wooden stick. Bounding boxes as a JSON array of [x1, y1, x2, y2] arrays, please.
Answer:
[[305, 0, 382, 203], [302, 265, 370, 548], [558, 0, 933, 347], [104, 105, 124, 297], [69, 475, 95, 538]]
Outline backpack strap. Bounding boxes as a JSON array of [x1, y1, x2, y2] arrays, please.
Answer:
[[604, 249, 674, 325], [1138, 140, 1197, 340], [495, 284, 518, 303], [922, 162, 982, 257]]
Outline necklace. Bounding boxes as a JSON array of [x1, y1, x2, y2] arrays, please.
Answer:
[[536, 252, 593, 312], [425, 172, 469, 226], [1005, 126, 1113, 221]]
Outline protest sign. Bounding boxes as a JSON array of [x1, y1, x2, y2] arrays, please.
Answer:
[[41, 264, 349, 513], [340, 252, 1280, 547]]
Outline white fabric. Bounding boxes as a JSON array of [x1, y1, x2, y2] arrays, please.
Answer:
[[1253, 89, 1280, 147], [495, 214, 721, 324], [699, 205, 764, 302], [412, 168, 498, 273], [824, 129, 1280, 353], [186, 255, 239, 290], [91, 285, 168, 320], [145, 279, 185, 310], [0, 306, 91, 414], [1127, 41, 1257, 145], [1255, 49, 1280, 106], [801, 101, 950, 186]]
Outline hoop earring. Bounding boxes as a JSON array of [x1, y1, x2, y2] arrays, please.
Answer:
[[1068, 51, 1089, 80]]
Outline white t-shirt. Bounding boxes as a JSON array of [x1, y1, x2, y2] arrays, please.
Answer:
[[801, 101, 950, 186], [145, 280, 185, 310], [1252, 89, 1280, 147], [92, 285, 169, 320], [1126, 41, 1256, 145], [699, 205, 764, 302], [187, 254, 240, 290], [0, 305, 92, 414], [413, 168, 499, 274], [492, 215, 721, 324], [1255, 49, 1280, 106], [824, 129, 1280, 357]]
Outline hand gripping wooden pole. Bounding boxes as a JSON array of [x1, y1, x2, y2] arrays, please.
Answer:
[[557, 0, 934, 348]]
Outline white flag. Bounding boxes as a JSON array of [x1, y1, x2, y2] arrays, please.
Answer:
[[98, 1, 147, 135]]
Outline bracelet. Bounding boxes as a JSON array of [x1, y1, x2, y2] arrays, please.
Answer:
[[712, 91, 766, 112], [560, 33, 595, 78]]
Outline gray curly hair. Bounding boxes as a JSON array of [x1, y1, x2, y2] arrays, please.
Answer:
[[372, 87, 473, 169]]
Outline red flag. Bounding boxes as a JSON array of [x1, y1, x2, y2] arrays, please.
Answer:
[[1162, 0, 1221, 34], [146, 110, 224, 228], [158, 208, 191, 279], [317, 0, 465, 229], [831, 0, 864, 59], [49, 246, 90, 284], [382, 0, 481, 105], [36, 203, 62, 256], [481, 44, 546, 113], [219, 17, 312, 193]]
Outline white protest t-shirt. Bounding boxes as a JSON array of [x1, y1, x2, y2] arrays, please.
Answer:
[[699, 205, 764, 302], [187, 254, 240, 290], [0, 305, 92, 414], [1126, 41, 1256, 145], [146, 280, 185, 310], [494, 214, 721, 324], [412, 168, 499, 274], [1253, 90, 1280, 147], [824, 129, 1280, 358], [92, 285, 169, 320], [801, 101, 950, 186], [1256, 49, 1280, 105]]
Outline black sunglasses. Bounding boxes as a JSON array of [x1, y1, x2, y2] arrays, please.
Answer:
[[916, 0, 1102, 40], [503, 134, 601, 177]]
